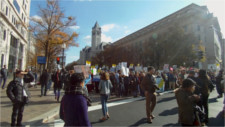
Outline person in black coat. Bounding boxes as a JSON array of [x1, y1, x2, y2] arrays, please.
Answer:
[[52, 69, 63, 102], [6, 70, 34, 126], [0, 65, 8, 89], [216, 70, 224, 98], [40, 69, 50, 97]]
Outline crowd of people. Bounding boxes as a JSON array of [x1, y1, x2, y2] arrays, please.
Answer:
[[1, 64, 224, 126]]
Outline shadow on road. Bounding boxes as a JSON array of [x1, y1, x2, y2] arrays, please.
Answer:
[[157, 96, 175, 104], [208, 111, 224, 126], [129, 118, 147, 127], [162, 123, 180, 126], [208, 97, 218, 103], [159, 107, 178, 116]]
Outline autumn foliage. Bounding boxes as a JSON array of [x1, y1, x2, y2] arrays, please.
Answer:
[[29, 0, 78, 70]]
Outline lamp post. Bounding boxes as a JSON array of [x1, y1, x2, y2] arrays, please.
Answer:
[[61, 43, 66, 69]]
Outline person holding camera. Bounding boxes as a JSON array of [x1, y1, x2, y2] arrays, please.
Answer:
[[175, 78, 200, 126], [6, 70, 34, 127]]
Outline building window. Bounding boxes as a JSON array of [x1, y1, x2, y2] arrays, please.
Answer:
[[25, 4, 27, 10], [22, 13, 23, 20], [3, 30, 6, 40], [10, 35, 18, 48], [12, 15, 14, 23], [13, 0, 20, 13], [5, 6, 8, 15]]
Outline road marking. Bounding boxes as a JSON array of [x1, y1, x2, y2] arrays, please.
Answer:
[[54, 96, 145, 127]]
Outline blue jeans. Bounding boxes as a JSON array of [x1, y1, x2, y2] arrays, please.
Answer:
[[0, 77, 7, 89], [47, 80, 52, 90], [100, 94, 109, 116]]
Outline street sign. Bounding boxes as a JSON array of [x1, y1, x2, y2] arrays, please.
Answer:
[[37, 56, 46, 64]]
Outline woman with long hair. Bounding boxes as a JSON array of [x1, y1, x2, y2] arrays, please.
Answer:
[[198, 69, 214, 124], [98, 72, 113, 121]]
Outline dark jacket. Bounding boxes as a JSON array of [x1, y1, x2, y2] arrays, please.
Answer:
[[40, 71, 50, 85], [6, 73, 34, 103], [175, 88, 198, 125], [141, 73, 158, 93], [60, 94, 91, 127], [53, 72, 63, 89], [1, 68, 8, 78], [198, 78, 214, 96]]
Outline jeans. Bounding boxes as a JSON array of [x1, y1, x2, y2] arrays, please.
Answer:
[[119, 84, 125, 97], [11, 102, 25, 126], [47, 80, 52, 90], [54, 87, 61, 101], [41, 83, 47, 96], [0, 77, 7, 88], [100, 94, 109, 116]]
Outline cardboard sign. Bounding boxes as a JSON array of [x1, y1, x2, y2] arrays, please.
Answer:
[[74, 65, 90, 78]]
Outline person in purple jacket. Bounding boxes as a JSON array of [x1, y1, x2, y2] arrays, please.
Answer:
[[60, 73, 92, 127]]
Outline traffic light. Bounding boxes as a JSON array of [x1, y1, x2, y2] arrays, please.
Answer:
[[56, 57, 60, 64], [198, 51, 204, 60]]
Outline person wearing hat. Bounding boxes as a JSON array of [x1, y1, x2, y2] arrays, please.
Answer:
[[175, 78, 200, 126], [6, 70, 34, 126], [60, 73, 91, 126]]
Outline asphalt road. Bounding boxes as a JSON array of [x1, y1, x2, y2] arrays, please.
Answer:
[[53, 90, 224, 127]]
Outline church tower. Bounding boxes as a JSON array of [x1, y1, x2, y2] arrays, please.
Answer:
[[92, 22, 101, 50]]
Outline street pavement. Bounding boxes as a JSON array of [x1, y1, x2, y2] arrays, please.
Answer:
[[52, 90, 224, 127], [0, 82, 131, 127]]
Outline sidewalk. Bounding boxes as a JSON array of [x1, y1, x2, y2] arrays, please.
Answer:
[[0, 83, 135, 126]]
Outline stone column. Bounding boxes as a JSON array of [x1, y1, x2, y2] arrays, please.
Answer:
[[14, 40, 20, 70]]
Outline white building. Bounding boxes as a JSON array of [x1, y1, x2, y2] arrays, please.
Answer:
[[78, 22, 109, 64], [0, 0, 31, 75]]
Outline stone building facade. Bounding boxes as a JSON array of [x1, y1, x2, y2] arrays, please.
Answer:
[[78, 22, 109, 64], [0, 0, 31, 74], [111, 3, 224, 69]]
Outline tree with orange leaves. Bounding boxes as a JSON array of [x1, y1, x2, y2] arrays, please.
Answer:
[[29, 0, 79, 70]]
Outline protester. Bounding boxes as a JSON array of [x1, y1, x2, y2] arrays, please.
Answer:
[[177, 69, 186, 87], [139, 72, 145, 97], [98, 72, 113, 121], [198, 70, 214, 124], [124, 75, 130, 96], [6, 70, 34, 126], [60, 73, 91, 127], [118, 73, 125, 97], [216, 70, 224, 98], [168, 70, 176, 90], [133, 72, 140, 97], [141, 66, 159, 123], [174, 78, 200, 126], [52, 69, 63, 102], [0, 65, 8, 89], [47, 71, 53, 91], [40, 69, 50, 97]]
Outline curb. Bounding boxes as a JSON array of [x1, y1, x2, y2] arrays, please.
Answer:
[[27, 90, 173, 126]]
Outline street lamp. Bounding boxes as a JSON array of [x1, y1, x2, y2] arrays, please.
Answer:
[[61, 43, 66, 68]]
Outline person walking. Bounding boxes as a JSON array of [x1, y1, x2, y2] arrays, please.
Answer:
[[174, 78, 200, 126], [141, 66, 159, 123], [52, 69, 63, 102], [0, 65, 8, 89], [60, 73, 91, 127], [6, 70, 34, 126], [98, 72, 113, 121], [40, 69, 50, 97]]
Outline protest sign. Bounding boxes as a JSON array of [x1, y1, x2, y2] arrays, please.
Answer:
[[74, 65, 90, 78]]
